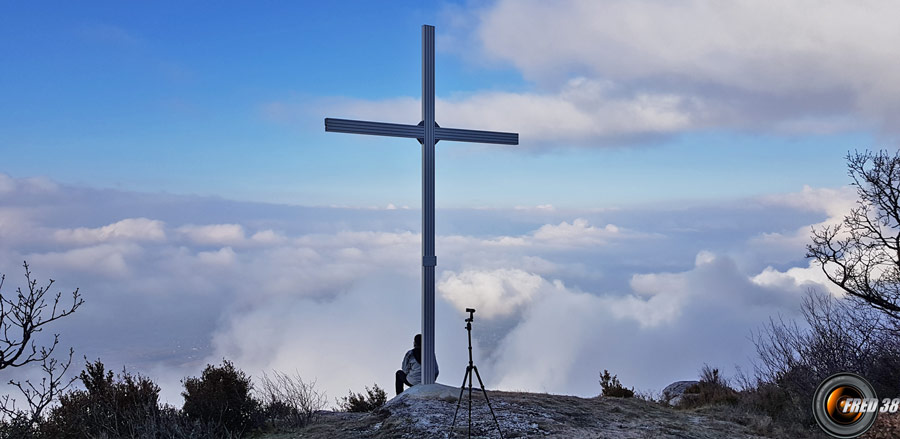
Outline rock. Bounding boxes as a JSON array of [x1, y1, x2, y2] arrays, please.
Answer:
[[662, 380, 699, 406], [384, 383, 460, 407]]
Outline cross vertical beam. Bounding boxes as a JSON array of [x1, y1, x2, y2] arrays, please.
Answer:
[[323, 24, 517, 388], [421, 24, 437, 385]]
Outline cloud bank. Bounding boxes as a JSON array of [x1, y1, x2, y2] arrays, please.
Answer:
[[0, 174, 851, 404]]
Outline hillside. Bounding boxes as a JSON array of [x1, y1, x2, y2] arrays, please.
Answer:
[[260, 384, 827, 439]]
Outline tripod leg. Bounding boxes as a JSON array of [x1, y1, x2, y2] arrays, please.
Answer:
[[468, 364, 473, 438], [473, 366, 504, 439], [448, 366, 471, 438]]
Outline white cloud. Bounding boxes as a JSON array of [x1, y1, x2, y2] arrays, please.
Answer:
[[55, 218, 166, 245], [491, 285, 603, 392], [747, 185, 874, 299], [434, 80, 697, 142], [27, 243, 140, 277], [532, 218, 625, 246], [311, 79, 701, 145], [473, 0, 900, 133], [748, 186, 857, 263], [177, 224, 246, 246], [196, 247, 237, 267], [438, 269, 546, 319], [438, 218, 645, 254], [249, 229, 285, 245], [751, 261, 845, 297], [479, 1, 898, 88], [515, 204, 556, 212], [0, 207, 37, 244], [759, 185, 857, 218]]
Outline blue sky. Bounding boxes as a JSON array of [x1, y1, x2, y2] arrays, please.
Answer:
[[2, 1, 529, 206], [2, 0, 899, 405], [1, 1, 883, 208]]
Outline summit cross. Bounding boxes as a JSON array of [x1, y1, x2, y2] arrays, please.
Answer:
[[324, 25, 518, 384]]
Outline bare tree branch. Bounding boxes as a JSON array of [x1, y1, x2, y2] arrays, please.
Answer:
[[1, 348, 77, 424], [807, 150, 900, 321], [0, 261, 83, 371]]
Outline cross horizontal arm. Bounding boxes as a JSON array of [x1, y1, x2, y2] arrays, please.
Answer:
[[325, 118, 518, 146], [434, 127, 518, 145], [325, 118, 423, 139]]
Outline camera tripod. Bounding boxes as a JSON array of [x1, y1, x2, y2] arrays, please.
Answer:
[[449, 308, 504, 439]]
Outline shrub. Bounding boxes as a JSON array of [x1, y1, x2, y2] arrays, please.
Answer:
[[0, 412, 38, 439], [752, 291, 900, 426], [677, 365, 738, 409], [42, 359, 161, 438], [598, 370, 634, 398], [337, 384, 387, 412], [181, 359, 261, 436]]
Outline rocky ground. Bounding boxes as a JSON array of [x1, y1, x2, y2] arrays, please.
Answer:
[[256, 383, 900, 439]]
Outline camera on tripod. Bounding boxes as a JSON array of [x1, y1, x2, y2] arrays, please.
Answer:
[[449, 306, 503, 438]]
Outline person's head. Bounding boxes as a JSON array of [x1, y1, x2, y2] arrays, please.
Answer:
[[414, 334, 421, 348]]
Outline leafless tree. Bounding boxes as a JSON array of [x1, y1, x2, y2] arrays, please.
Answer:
[[808, 150, 900, 322], [753, 291, 886, 385], [0, 261, 82, 428], [751, 290, 900, 425], [1, 348, 77, 423], [0, 261, 83, 371]]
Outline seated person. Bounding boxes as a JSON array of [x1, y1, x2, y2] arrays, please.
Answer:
[[395, 333, 439, 395]]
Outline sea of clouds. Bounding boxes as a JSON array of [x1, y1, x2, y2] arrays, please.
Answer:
[[0, 173, 854, 405]]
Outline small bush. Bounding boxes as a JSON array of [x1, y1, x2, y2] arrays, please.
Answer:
[[42, 358, 161, 438], [337, 384, 387, 412], [0, 412, 38, 439], [738, 380, 803, 426], [677, 365, 738, 409], [599, 370, 634, 398], [181, 359, 261, 436]]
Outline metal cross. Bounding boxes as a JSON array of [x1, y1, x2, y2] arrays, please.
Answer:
[[324, 25, 518, 385]]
